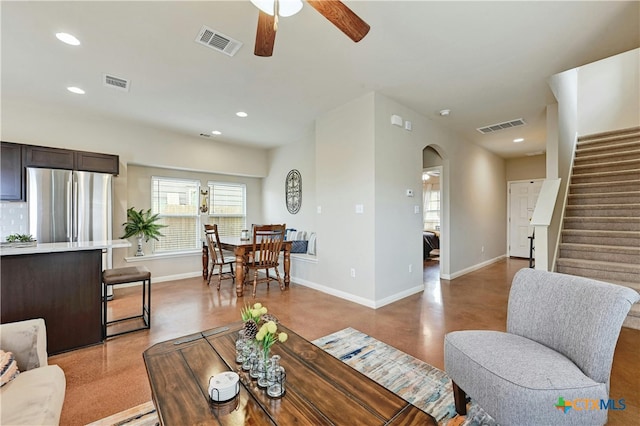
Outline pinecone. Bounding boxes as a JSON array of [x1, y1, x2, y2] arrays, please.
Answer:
[[260, 313, 279, 324], [243, 319, 259, 339]]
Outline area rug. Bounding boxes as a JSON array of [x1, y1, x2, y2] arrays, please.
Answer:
[[314, 327, 496, 426], [87, 328, 496, 425]]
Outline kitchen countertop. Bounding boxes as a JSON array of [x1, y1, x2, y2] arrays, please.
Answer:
[[0, 239, 131, 256]]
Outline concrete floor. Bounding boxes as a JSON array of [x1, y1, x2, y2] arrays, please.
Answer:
[[50, 258, 639, 425]]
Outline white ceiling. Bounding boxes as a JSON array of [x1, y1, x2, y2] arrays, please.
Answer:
[[2, 1, 638, 159]]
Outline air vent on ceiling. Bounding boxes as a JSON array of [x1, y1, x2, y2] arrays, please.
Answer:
[[103, 74, 130, 92], [477, 118, 526, 134], [199, 133, 211, 138], [195, 25, 243, 57]]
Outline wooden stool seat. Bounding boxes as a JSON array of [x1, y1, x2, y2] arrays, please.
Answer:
[[102, 266, 151, 339]]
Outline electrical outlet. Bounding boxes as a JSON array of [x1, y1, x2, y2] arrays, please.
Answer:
[[350, 268, 356, 278], [481, 246, 485, 253], [408, 264, 412, 273]]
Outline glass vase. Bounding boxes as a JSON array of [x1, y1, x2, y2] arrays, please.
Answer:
[[266, 355, 285, 398], [235, 329, 246, 364]]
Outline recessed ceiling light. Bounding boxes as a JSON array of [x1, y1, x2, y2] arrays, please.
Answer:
[[439, 109, 451, 116], [236, 111, 248, 118], [56, 32, 80, 46], [513, 138, 524, 143], [212, 130, 222, 135], [67, 86, 85, 95]]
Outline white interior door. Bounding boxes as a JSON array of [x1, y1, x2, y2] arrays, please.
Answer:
[[508, 180, 542, 258]]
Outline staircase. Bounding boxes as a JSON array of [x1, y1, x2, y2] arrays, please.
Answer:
[[556, 126, 640, 329]]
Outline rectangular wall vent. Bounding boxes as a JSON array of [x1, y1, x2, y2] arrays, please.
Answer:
[[103, 74, 130, 92], [195, 25, 243, 57], [477, 118, 526, 134]]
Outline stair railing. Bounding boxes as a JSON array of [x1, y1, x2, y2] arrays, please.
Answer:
[[528, 230, 535, 269]]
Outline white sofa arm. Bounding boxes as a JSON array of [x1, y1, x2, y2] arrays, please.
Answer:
[[0, 318, 48, 371]]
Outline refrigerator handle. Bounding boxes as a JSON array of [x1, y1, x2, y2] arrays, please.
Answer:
[[66, 179, 73, 242], [72, 179, 79, 242]]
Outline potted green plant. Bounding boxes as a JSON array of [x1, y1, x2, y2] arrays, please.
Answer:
[[4, 233, 36, 248], [120, 207, 167, 256]]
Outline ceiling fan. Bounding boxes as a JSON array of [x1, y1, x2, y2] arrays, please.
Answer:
[[251, 0, 370, 57]]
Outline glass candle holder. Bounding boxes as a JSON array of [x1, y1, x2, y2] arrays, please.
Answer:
[[267, 366, 286, 398]]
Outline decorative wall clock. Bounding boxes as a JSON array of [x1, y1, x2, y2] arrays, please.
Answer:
[[285, 169, 302, 214]]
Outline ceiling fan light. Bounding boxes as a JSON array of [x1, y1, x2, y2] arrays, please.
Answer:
[[250, 0, 303, 17]]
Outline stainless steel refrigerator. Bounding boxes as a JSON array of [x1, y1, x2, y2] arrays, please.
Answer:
[[27, 167, 113, 269]]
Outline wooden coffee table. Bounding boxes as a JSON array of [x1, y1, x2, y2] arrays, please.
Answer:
[[143, 322, 436, 425]]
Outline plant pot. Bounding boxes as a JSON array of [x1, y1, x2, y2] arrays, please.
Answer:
[[135, 235, 144, 256]]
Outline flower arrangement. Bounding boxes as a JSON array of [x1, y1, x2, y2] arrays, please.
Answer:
[[241, 302, 288, 358]]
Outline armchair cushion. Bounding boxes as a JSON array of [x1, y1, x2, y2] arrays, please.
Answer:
[[445, 330, 607, 424], [0, 365, 66, 425], [0, 318, 48, 371], [0, 319, 65, 425], [444, 269, 639, 426]]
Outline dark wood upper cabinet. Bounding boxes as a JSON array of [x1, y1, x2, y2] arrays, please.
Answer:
[[1, 142, 119, 201], [75, 151, 119, 175], [1, 142, 25, 201], [23, 145, 75, 170]]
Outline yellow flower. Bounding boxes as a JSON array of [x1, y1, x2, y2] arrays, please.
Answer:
[[266, 321, 277, 334], [253, 302, 262, 309], [251, 309, 260, 318], [256, 331, 265, 341], [260, 306, 268, 314], [278, 332, 288, 343], [259, 323, 268, 334]]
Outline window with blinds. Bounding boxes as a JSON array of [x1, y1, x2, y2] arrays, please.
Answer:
[[151, 177, 200, 252], [207, 182, 246, 237], [423, 182, 441, 231]]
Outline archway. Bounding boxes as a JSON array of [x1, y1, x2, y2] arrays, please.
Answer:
[[422, 145, 449, 278]]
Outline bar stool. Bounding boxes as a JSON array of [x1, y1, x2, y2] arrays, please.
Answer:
[[102, 266, 151, 339]]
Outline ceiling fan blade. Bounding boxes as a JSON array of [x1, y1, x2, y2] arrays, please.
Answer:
[[307, 0, 370, 42], [255, 10, 276, 57]]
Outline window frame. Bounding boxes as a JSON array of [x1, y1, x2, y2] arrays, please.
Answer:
[[150, 176, 201, 253], [206, 181, 247, 237]]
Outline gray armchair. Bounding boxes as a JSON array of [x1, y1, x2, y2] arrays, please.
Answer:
[[444, 268, 639, 425]]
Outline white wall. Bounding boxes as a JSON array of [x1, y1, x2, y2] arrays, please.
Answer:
[[265, 92, 507, 307], [264, 126, 316, 233], [316, 93, 377, 302], [548, 68, 578, 270], [505, 155, 546, 181], [578, 48, 640, 135]]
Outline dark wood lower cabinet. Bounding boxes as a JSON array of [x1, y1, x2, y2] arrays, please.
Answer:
[[1, 250, 103, 354]]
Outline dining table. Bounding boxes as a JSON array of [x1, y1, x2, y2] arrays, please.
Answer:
[[202, 236, 292, 297]]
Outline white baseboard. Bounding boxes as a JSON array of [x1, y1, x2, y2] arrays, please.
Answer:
[[290, 276, 424, 310], [441, 255, 506, 280]]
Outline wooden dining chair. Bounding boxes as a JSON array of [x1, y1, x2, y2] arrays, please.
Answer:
[[204, 224, 235, 290], [246, 224, 286, 297]]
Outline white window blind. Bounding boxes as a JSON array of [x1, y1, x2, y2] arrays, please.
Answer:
[[423, 182, 441, 231], [207, 182, 246, 237], [151, 177, 200, 252]]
